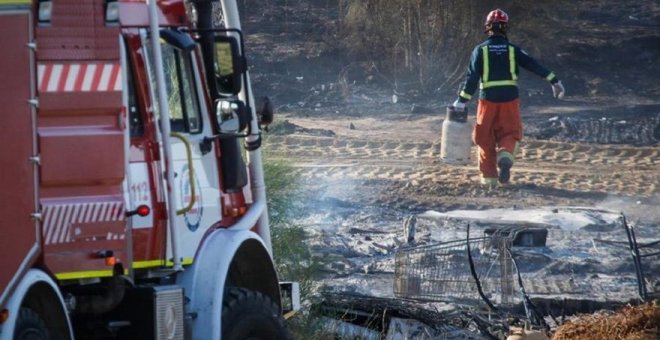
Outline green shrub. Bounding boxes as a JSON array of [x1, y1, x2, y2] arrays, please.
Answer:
[[263, 154, 331, 336], [263, 155, 323, 296]]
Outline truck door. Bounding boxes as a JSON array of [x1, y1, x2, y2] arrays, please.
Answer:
[[0, 9, 38, 308], [142, 32, 222, 263]]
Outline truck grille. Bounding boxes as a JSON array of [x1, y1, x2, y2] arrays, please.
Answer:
[[154, 287, 185, 340]]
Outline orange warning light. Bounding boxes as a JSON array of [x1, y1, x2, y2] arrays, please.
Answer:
[[105, 256, 117, 266]]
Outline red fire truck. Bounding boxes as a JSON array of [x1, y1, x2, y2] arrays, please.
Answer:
[[0, 0, 298, 338]]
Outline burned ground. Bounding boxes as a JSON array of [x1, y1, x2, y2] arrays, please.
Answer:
[[240, 0, 659, 337], [241, 0, 660, 216]]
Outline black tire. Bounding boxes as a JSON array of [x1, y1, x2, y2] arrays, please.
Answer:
[[14, 307, 50, 340], [221, 287, 291, 340]]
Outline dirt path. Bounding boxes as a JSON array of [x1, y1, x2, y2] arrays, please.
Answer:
[[265, 114, 660, 222]]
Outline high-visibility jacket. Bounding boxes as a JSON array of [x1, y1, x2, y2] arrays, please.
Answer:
[[457, 35, 558, 103]]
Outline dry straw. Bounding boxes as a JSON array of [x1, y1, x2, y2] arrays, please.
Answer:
[[552, 301, 659, 340]]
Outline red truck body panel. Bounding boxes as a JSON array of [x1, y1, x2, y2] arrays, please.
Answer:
[[35, 0, 126, 279], [0, 10, 39, 309], [36, 0, 119, 61]]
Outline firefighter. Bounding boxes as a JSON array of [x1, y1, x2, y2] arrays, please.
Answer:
[[453, 8, 564, 186]]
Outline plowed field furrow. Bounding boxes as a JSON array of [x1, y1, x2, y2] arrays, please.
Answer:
[[266, 136, 659, 169], [265, 119, 659, 223], [276, 162, 657, 198]]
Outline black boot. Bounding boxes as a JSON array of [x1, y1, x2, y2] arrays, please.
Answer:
[[498, 158, 513, 184]]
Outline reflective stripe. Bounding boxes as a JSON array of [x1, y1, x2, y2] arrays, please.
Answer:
[[497, 150, 515, 163], [0, 0, 30, 4], [459, 90, 472, 100], [133, 258, 194, 269], [56, 269, 118, 280], [480, 45, 518, 89], [509, 46, 517, 80], [480, 80, 518, 89], [55, 258, 194, 280], [38, 63, 123, 92], [481, 46, 490, 83], [546, 72, 557, 82], [480, 177, 498, 187], [132, 260, 166, 269]]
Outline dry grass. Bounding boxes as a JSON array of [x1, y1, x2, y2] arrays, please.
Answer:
[[552, 301, 660, 340], [338, 0, 486, 93], [337, 0, 564, 94]]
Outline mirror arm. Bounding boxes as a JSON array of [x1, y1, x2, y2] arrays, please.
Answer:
[[209, 132, 250, 140], [244, 133, 262, 151], [200, 133, 249, 156], [199, 129, 261, 156], [201, 132, 250, 146]]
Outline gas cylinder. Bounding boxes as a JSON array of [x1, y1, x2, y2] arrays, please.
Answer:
[[440, 106, 472, 164]]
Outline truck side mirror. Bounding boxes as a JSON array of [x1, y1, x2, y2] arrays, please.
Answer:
[[216, 99, 249, 134], [214, 36, 243, 96]]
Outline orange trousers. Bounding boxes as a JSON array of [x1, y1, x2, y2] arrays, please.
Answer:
[[472, 98, 522, 179]]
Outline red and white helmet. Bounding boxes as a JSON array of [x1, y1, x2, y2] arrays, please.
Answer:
[[485, 9, 509, 25]]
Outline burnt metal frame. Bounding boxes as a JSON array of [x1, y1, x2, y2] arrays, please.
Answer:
[[622, 214, 660, 301]]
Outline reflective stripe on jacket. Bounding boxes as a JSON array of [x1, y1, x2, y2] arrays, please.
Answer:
[[480, 45, 518, 89], [458, 35, 558, 103]]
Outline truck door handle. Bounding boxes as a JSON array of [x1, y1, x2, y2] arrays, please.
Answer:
[[170, 132, 196, 216]]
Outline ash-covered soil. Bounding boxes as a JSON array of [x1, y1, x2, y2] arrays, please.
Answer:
[[241, 0, 660, 144], [241, 0, 660, 334]]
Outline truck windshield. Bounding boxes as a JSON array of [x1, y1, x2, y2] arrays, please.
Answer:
[[145, 39, 202, 134]]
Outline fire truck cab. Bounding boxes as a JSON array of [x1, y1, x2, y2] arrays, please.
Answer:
[[0, 0, 297, 339]]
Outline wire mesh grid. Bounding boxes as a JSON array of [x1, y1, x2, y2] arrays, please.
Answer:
[[394, 234, 515, 305]]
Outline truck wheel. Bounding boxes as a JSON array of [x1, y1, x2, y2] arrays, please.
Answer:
[[14, 307, 50, 340], [222, 287, 291, 340]]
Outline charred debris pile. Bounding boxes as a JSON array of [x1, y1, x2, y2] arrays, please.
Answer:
[[315, 209, 659, 339]]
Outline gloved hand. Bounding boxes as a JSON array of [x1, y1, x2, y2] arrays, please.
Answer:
[[552, 80, 565, 99], [452, 99, 466, 110]]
